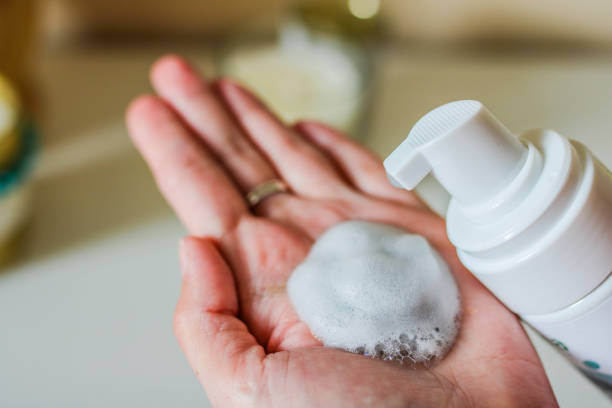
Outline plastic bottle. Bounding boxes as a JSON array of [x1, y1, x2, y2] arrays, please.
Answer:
[[384, 100, 612, 397]]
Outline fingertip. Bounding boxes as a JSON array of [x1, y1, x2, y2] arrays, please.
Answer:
[[297, 120, 328, 130], [127, 93, 162, 116], [213, 76, 237, 89], [295, 120, 344, 146], [210, 77, 236, 100], [126, 94, 164, 133], [214, 77, 242, 92], [151, 54, 189, 83], [293, 120, 326, 137], [176, 235, 239, 321], [291, 120, 310, 132], [178, 235, 202, 253], [126, 94, 176, 147], [150, 54, 206, 96], [152, 54, 185, 71], [216, 78, 266, 111], [178, 236, 217, 277], [294, 119, 318, 129], [178, 236, 194, 277]]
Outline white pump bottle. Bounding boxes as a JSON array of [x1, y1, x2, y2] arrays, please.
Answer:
[[384, 100, 612, 396]]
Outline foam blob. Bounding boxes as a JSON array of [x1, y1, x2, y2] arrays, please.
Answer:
[[287, 221, 460, 363]]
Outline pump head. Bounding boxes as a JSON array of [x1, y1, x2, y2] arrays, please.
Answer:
[[384, 100, 528, 206]]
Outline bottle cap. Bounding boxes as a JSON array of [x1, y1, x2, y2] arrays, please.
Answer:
[[384, 100, 527, 206]]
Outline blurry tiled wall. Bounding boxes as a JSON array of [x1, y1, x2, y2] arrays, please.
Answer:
[[385, 0, 612, 43], [41, 0, 286, 42], [41, 0, 612, 44]]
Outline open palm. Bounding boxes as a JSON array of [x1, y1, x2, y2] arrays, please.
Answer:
[[127, 56, 557, 407]]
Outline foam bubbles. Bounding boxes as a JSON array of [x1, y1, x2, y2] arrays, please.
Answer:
[[287, 221, 460, 363]]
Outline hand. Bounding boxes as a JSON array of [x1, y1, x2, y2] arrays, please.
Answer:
[[126, 55, 557, 407]]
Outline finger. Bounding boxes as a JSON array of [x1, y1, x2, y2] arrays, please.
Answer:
[[150, 55, 277, 192], [175, 237, 265, 404], [127, 95, 246, 237], [296, 121, 427, 208], [216, 79, 351, 199], [255, 194, 348, 239], [221, 218, 321, 352]]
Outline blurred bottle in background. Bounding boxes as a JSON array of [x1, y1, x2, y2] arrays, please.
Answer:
[[221, 0, 382, 139], [295, 0, 382, 44], [0, 0, 38, 266]]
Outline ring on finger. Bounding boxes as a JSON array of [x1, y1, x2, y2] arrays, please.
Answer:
[[246, 178, 290, 208]]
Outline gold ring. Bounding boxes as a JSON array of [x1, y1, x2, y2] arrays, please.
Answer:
[[246, 179, 290, 208]]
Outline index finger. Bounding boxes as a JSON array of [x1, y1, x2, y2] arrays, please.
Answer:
[[127, 95, 247, 238]]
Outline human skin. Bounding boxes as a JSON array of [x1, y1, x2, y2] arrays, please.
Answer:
[[126, 55, 558, 407]]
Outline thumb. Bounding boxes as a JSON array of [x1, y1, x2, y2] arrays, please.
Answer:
[[175, 236, 265, 404]]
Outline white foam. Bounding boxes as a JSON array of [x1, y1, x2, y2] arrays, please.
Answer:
[[287, 221, 461, 363]]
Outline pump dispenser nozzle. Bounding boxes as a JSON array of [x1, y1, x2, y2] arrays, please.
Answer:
[[384, 100, 527, 206]]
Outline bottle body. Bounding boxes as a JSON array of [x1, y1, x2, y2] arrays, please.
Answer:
[[524, 274, 612, 396], [449, 134, 612, 395], [523, 148, 612, 394]]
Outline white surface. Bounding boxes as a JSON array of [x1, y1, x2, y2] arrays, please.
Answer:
[[1, 46, 611, 407], [0, 219, 207, 407]]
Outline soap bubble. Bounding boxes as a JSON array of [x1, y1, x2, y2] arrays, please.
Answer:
[[287, 221, 461, 363]]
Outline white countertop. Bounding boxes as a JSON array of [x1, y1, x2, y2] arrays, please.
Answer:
[[1, 46, 611, 407]]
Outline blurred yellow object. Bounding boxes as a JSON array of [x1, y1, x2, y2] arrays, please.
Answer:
[[0, 74, 21, 168], [296, 0, 381, 41], [0, 0, 36, 105], [0, 1, 33, 266], [347, 0, 380, 20]]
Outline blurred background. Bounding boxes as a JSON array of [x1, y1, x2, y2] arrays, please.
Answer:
[[1, 1, 612, 406]]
